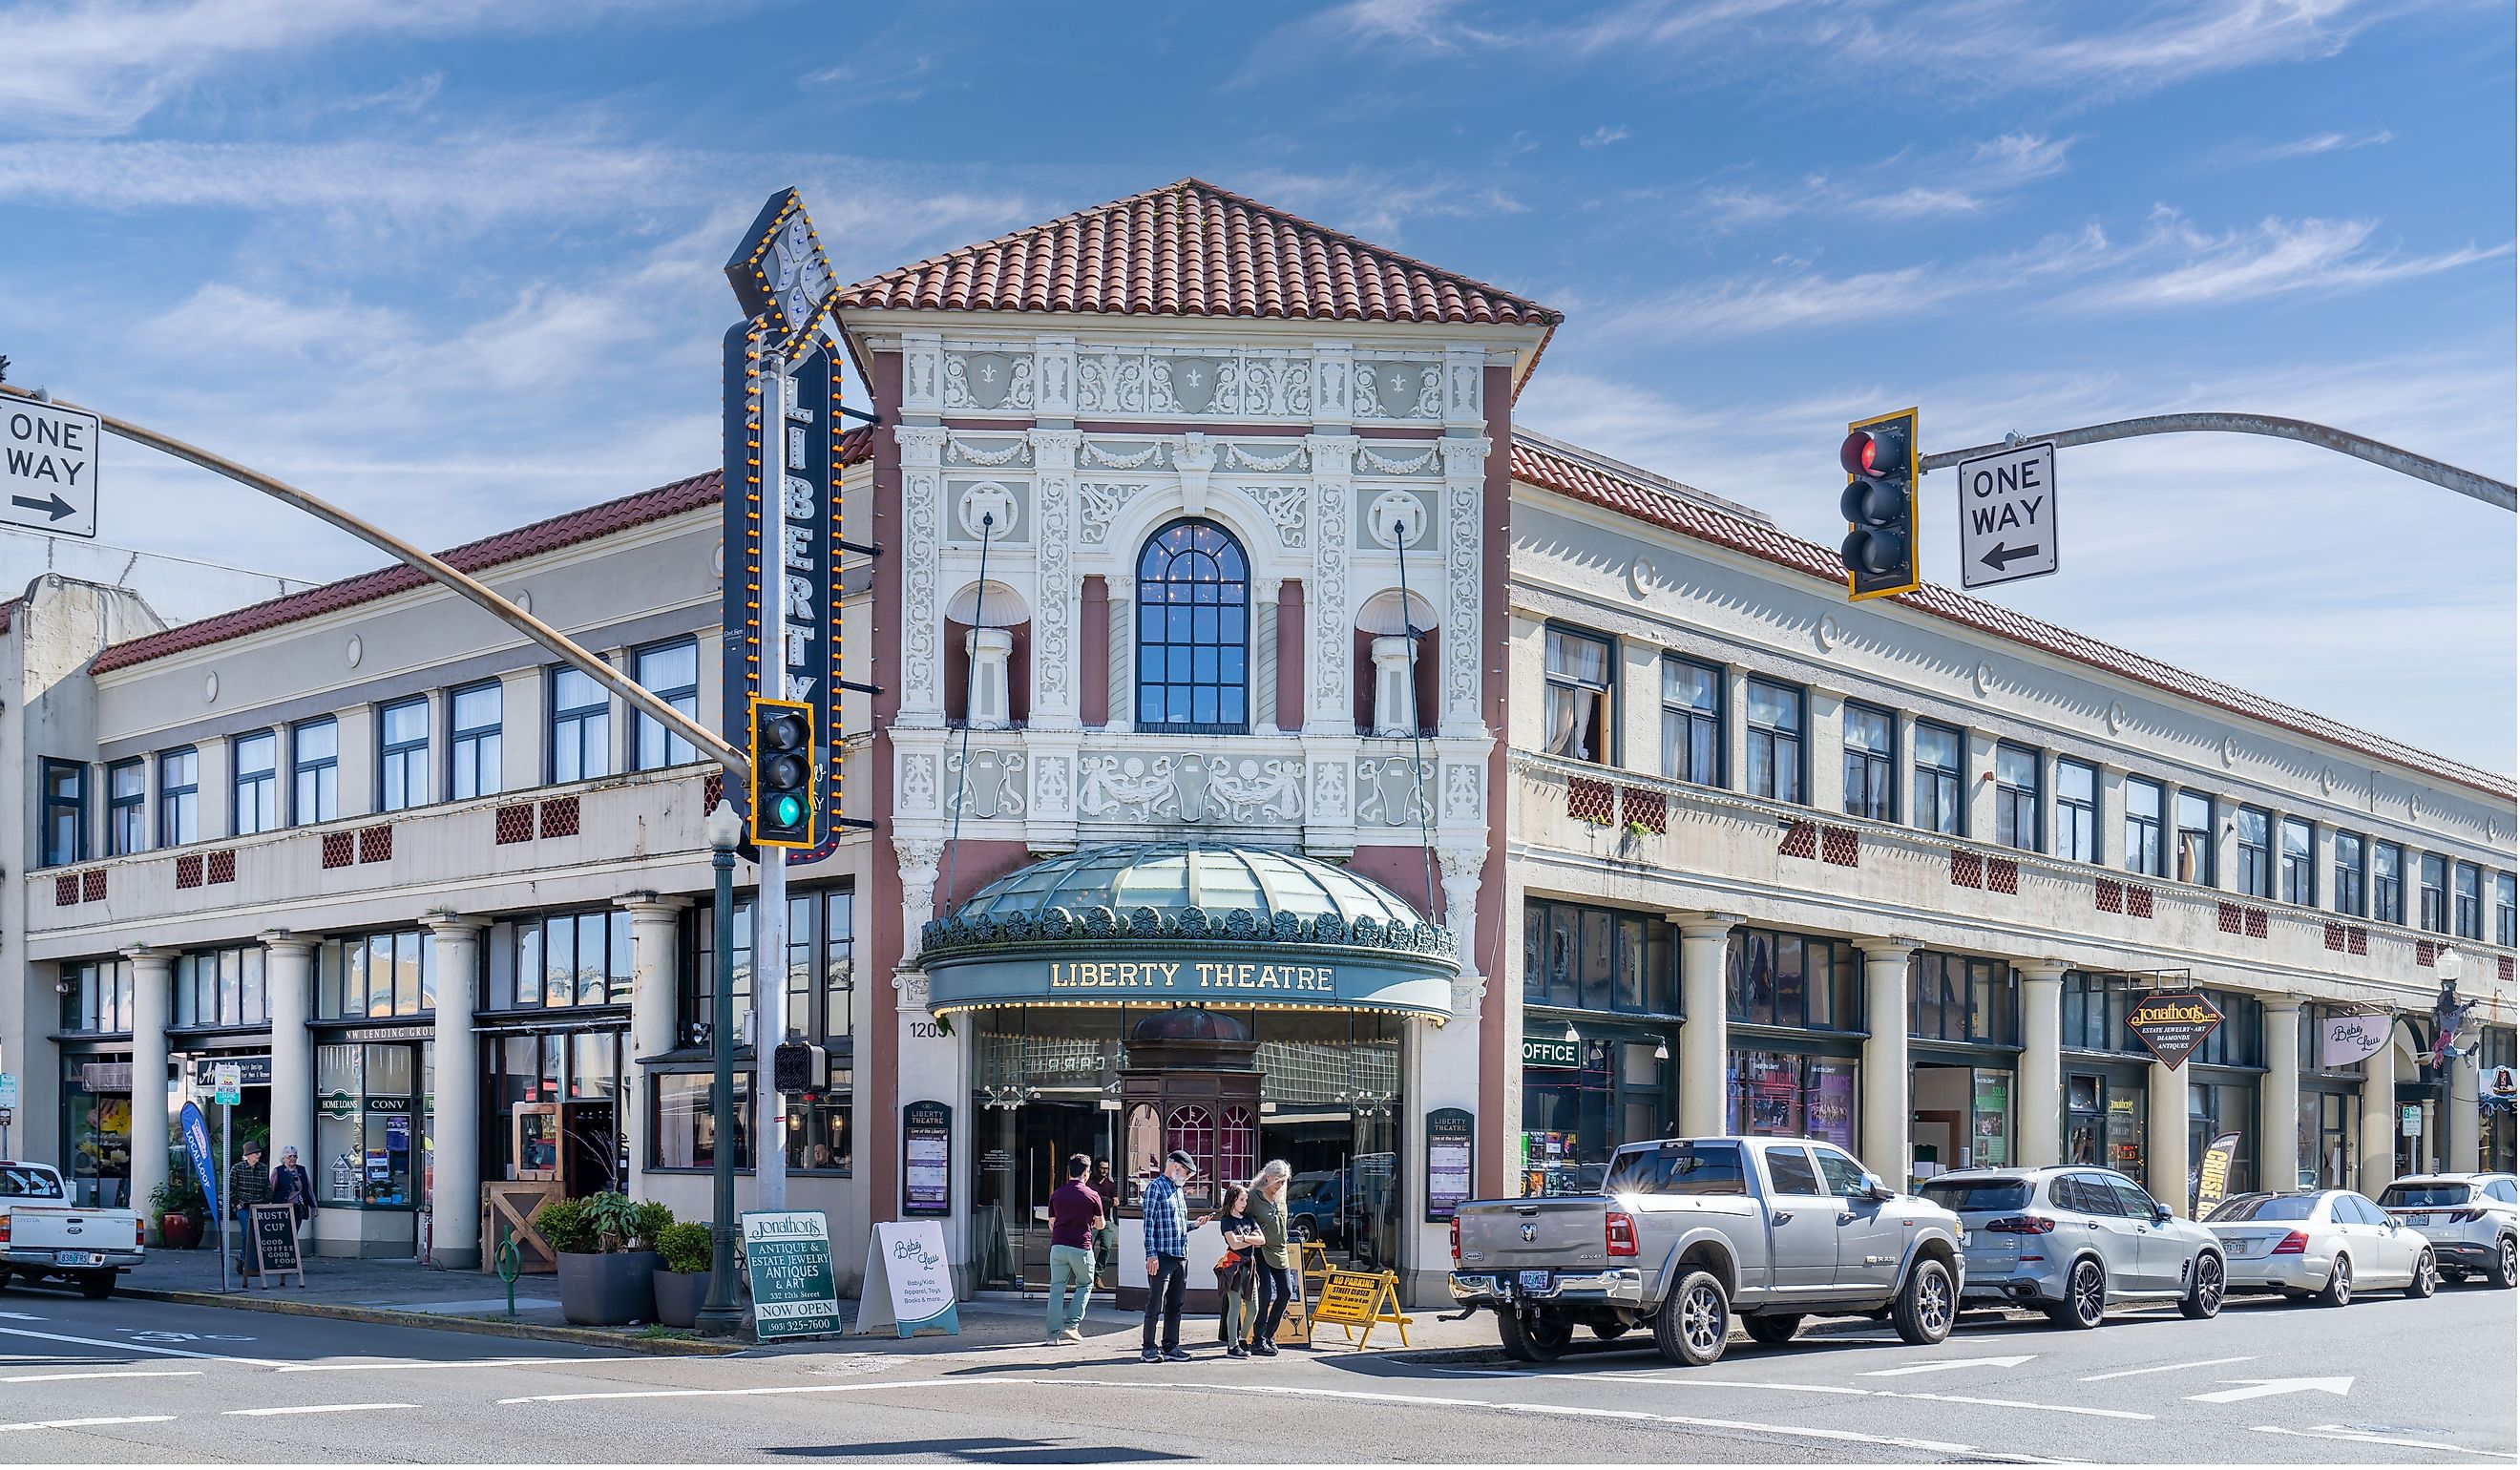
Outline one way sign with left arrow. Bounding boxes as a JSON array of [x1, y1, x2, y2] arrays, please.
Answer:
[[1, 398, 99, 539], [1955, 440, 2055, 591]]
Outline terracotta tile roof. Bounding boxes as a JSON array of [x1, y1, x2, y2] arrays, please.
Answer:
[[1512, 431, 2516, 800], [838, 178, 1562, 330], [92, 427, 873, 674], [0, 597, 15, 636]]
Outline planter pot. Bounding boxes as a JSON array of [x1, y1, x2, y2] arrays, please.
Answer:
[[651, 1270, 712, 1329], [158, 1211, 203, 1250], [556, 1250, 660, 1326]]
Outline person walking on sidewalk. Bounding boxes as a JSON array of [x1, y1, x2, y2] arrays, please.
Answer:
[[1214, 1183, 1264, 1358], [1247, 1159, 1297, 1354], [227, 1141, 270, 1270], [268, 1145, 314, 1244], [1045, 1153, 1103, 1345], [1089, 1159, 1120, 1285], [1139, 1149, 1209, 1363]]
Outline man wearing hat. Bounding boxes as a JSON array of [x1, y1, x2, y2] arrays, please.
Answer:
[[1138, 1150, 1210, 1363], [227, 1141, 271, 1272]]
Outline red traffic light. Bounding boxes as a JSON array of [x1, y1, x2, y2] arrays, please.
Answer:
[[1841, 424, 1908, 478]]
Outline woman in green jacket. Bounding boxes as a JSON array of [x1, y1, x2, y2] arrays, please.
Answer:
[[1246, 1159, 1297, 1354]]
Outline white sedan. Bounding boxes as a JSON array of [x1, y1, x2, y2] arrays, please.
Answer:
[[2203, 1189, 2437, 1306]]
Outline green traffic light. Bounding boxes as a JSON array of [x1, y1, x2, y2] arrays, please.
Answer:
[[774, 794, 804, 827]]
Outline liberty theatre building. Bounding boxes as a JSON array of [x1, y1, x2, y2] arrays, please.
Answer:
[[8, 180, 2511, 1306]]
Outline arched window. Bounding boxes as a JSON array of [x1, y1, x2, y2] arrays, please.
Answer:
[[1136, 518, 1250, 731]]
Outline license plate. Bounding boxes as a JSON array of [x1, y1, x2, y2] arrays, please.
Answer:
[[1519, 1270, 1551, 1293], [54, 1250, 101, 1267]]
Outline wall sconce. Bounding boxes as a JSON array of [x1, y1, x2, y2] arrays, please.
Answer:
[[1562, 1021, 1580, 1043], [1654, 1040, 1670, 1060]]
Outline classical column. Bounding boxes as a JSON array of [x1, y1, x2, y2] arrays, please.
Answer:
[[2147, 1056, 2192, 1215], [2261, 997, 2304, 1191], [1105, 585, 1133, 734], [1438, 848, 1484, 985], [426, 914, 487, 1270], [1676, 917, 1742, 1136], [125, 947, 174, 1239], [260, 934, 318, 1198], [2446, 1056, 2484, 1172], [2358, 1039, 2399, 1196], [2015, 961, 2068, 1168], [1275, 579, 1306, 733], [1253, 586, 1278, 732], [1079, 576, 1109, 727], [1858, 939, 1919, 1186], [620, 895, 690, 1206]]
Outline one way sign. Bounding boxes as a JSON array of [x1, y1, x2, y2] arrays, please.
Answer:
[[1, 399, 99, 539], [1955, 440, 2055, 590]]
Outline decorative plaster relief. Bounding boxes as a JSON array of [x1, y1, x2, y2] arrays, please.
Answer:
[[1815, 614, 1841, 652], [945, 747, 1028, 819], [1354, 443, 1439, 475], [1310, 760, 1352, 822], [1366, 490, 1428, 550], [1252, 482, 1310, 550], [1355, 360, 1438, 419], [1032, 443, 1079, 708], [898, 751, 940, 813], [1076, 752, 1303, 824], [1311, 478, 1353, 708], [1354, 756, 1432, 826], [944, 350, 1035, 411], [2106, 701, 2128, 734], [1225, 442, 1309, 472], [947, 436, 1031, 468], [1442, 762, 1483, 822], [1075, 348, 1314, 418], [1077, 482, 1152, 546], [895, 426, 949, 714], [957, 481, 1019, 541], [1035, 754, 1074, 817], [1080, 440, 1167, 471]]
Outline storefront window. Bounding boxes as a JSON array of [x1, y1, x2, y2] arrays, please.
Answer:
[[486, 910, 627, 1012], [684, 887, 855, 1045], [2190, 1079, 2257, 1200], [652, 1072, 751, 1169], [490, 1031, 625, 1193], [1522, 900, 1677, 1016], [1912, 1063, 2007, 1178], [60, 1060, 134, 1208], [2065, 1072, 2146, 1178], [1726, 1051, 1857, 1151], [1908, 952, 2016, 1045], [314, 1042, 420, 1209], [2300, 1090, 2357, 1188], [59, 958, 136, 1034], [2060, 974, 2150, 1054], [1523, 1034, 1671, 1182], [1726, 929, 1859, 1031]]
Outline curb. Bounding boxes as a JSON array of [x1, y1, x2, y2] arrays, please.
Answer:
[[1385, 1306, 2046, 1364], [115, 1287, 748, 1355]]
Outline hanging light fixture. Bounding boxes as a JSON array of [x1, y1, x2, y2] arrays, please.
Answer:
[[1562, 1021, 1580, 1043], [1654, 1039, 1670, 1060]]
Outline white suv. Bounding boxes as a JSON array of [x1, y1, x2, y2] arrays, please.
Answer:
[[2377, 1174, 2518, 1289]]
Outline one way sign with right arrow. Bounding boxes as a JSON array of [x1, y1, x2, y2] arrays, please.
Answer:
[[1955, 440, 2056, 590], [1, 398, 100, 539]]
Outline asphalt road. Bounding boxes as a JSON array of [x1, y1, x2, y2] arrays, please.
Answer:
[[0, 1275, 2509, 1463]]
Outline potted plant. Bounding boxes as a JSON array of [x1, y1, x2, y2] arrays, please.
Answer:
[[538, 1193, 666, 1326], [651, 1221, 715, 1329], [149, 1179, 207, 1250]]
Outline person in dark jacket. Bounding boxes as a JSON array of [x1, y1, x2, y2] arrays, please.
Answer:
[[227, 1141, 270, 1267], [268, 1145, 314, 1227]]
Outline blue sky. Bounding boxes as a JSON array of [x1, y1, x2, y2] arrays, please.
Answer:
[[0, 0, 2510, 769]]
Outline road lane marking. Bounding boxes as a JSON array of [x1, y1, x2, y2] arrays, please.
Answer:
[[1898, 1391, 2151, 1420], [2254, 1425, 2512, 1460], [223, 1403, 418, 1417], [0, 1370, 202, 1383], [2186, 1376, 2352, 1403], [0, 1416, 177, 1433], [0, 1326, 282, 1367], [278, 1356, 636, 1373], [498, 1376, 2054, 1460], [1860, 1354, 2037, 1377], [2080, 1355, 2253, 1382]]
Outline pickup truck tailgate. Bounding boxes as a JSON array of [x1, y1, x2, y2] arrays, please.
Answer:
[[1454, 1199, 1609, 1269]]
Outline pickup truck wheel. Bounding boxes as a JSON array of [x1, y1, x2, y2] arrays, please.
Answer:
[[1651, 1270, 1730, 1367], [2046, 1257, 2106, 1329], [1743, 1314, 1800, 1346], [1893, 1257, 1956, 1345], [78, 1272, 114, 1301], [1498, 1309, 1570, 1362], [2178, 1252, 2225, 1319]]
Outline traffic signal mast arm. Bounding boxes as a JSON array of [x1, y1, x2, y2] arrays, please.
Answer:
[[1922, 411, 2514, 513], [0, 382, 748, 776]]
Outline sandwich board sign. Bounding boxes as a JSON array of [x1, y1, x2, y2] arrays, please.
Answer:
[[1955, 441, 2057, 589], [741, 1209, 842, 1341], [242, 1203, 304, 1287], [856, 1219, 960, 1338]]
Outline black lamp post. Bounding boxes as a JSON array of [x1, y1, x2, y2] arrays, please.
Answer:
[[696, 800, 746, 1336]]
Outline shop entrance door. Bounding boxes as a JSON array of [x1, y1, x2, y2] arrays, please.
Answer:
[[560, 1102, 620, 1196], [1260, 1106, 1400, 1273], [973, 1100, 1112, 1292]]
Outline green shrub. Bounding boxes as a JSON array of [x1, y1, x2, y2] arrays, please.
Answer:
[[581, 1191, 641, 1252], [631, 1200, 675, 1250], [534, 1196, 598, 1255], [656, 1221, 713, 1274], [149, 1178, 207, 1216]]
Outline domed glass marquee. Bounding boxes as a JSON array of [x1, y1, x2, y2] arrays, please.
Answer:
[[915, 842, 1459, 1019]]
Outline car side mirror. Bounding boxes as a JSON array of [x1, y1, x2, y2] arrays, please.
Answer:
[[2152, 1203, 2173, 1225], [1862, 1173, 1894, 1203]]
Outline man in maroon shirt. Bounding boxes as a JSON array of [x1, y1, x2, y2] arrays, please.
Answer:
[[1045, 1152, 1103, 1344]]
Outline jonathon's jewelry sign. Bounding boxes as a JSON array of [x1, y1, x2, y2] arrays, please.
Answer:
[[2126, 991, 2224, 1069]]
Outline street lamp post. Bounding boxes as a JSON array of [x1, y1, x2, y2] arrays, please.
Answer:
[[696, 801, 746, 1336]]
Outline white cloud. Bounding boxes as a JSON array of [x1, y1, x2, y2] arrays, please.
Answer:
[[1580, 125, 1630, 148], [1228, 166, 1528, 241], [2066, 208, 2510, 309], [2236, 128, 2396, 161], [1695, 133, 2075, 228]]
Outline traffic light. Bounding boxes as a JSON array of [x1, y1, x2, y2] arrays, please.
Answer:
[[772, 1039, 827, 1098], [1839, 408, 1921, 601], [747, 695, 815, 849]]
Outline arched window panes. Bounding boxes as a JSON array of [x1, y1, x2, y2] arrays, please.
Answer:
[[1136, 518, 1250, 732]]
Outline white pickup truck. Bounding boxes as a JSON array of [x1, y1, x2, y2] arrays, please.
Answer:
[[0, 1161, 144, 1298]]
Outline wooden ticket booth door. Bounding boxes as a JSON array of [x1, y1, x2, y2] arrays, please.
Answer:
[[1114, 1006, 1263, 1313]]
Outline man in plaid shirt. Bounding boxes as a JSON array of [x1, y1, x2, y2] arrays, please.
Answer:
[[1140, 1149, 1208, 1361]]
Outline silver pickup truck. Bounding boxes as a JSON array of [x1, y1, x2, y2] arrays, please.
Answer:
[[1450, 1135, 1964, 1365]]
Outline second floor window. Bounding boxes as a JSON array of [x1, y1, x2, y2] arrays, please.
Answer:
[[2373, 841, 2404, 924], [2498, 872, 2516, 947], [551, 667, 611, 783], [2419, 852, 2448, 933], [318, 931, 435, 1019], [2175, 791, 2214, 886], [1542, 628, 1612, 764], [2333, 831, 2366, 916], [1660, 658, 1719, 785], [1745, 678, 1803, 804], [158, 747, 200, 847], [488, 909, 632, 1011], [1842, 704, 1894, 822], [2279, 817, 2314, 906], [1136, 518, 1250, 732], [1913, 722, 1963, 835], [634, 640, 701, 769], [2056, 759, 2098, 864], [293, 718, 338, 824], [2124, 777, 2164, 876], [40, 760, 86, 867], [174, 945, 270, 1029], [378, 697, 430, 812], [1994, 744, 2039, 851], [232, 731, 278, 836], [2454, 862, 2482, 939], [2236, 807, 2273, 897], [107, 759, 144, 854], [61, 957, 135, 1034], [450, 682, 502, 800]]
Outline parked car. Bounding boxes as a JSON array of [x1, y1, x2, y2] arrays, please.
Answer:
[[2377, 1173, 2519, 1289], [1921, 1166, 2224, 1328], [2203, 1188, 2436, 1305], [1450, 1135, 1964, 1366], [0, 1161, 145, 1299]]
